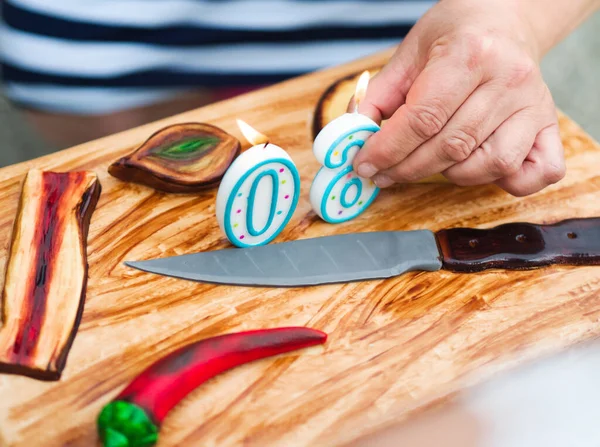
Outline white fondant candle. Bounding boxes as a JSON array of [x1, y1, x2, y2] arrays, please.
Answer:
[[310, 112, 380, 223], [216, 122, 300, 248]]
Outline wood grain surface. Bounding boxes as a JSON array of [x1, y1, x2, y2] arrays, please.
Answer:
[[0, 48, 599, 447]]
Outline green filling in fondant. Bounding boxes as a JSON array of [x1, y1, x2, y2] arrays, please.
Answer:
[[97, 401, 159, 447], [152, 137, 220, 160]]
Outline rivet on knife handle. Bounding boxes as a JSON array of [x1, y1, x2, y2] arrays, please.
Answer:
[[436, 217, 600, 272]]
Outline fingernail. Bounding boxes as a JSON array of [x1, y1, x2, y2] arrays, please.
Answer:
[[373, 174, 394, 188], [357, 163, 378, 178]]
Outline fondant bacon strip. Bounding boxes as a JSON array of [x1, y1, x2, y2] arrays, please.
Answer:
[[0, 169, 101, 380]]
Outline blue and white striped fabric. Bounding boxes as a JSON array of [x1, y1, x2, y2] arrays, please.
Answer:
[[0, 0, 436, 114]]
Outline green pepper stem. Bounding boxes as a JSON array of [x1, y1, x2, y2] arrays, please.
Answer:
[[97, 400, 159, 447]]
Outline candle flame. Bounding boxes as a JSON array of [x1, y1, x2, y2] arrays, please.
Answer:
[[354, 70, 370, 111], [236, 119, 269, 146]]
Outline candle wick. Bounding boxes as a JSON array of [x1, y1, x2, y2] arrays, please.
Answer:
[[263, 141, 270, 148]]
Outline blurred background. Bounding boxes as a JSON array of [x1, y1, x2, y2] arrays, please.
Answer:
[[349, 335, 600, 447], [0, 12, 598, 169]]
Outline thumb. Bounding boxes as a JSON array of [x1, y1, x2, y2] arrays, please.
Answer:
[[356, 38, 421, 124]]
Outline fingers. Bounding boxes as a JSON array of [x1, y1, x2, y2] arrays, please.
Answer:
[[356, 28, 422, 123], [371, 82, 529, 185], [355, 57, 413, 123], [354, 55, 483, 179], [494, 122, 565, 196], [442, 108, 539, 186]]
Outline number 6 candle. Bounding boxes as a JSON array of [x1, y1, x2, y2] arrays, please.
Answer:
[[216, 120, 300, 247], [310, 71, 380, 223]]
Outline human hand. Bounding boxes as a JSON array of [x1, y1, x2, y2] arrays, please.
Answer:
[[353, 0, 567, 196]]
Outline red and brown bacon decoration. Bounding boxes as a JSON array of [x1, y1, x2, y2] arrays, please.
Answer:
[[0, 169, 101, 380]]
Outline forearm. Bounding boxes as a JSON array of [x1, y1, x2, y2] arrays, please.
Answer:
[[516, 0, 600, 60]]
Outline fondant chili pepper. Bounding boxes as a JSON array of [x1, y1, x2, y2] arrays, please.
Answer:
[[97, 327, 327, 447]]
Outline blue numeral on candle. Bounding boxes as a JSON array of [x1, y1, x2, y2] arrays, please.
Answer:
[[310, 121, 380, 223], [223, 158, 300, 247], [247, 170, 278, 237]]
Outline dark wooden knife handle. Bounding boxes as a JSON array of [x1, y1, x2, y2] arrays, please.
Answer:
[[436, 217, 600, 272]]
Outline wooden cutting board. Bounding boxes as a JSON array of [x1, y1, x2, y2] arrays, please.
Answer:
[[1, 48, 599, 447]]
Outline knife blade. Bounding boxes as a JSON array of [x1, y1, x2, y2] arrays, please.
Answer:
[[124, 217, 600, 287]]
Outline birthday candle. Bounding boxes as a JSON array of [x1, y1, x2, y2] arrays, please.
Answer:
[[216, 120, 300, 248], [310, 71, 380, 223]]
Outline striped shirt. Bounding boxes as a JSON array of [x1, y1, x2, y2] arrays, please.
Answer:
[[0, 0, 436, 115]]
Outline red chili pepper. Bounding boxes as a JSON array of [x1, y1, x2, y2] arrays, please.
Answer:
[[97, 327, 327, 447]]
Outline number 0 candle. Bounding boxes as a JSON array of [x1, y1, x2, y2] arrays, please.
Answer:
[[216, 120, 300, 247], [310, 71, 380, 223]]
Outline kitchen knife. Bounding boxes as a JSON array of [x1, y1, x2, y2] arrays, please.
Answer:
[[124, 217, 600, 287]]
